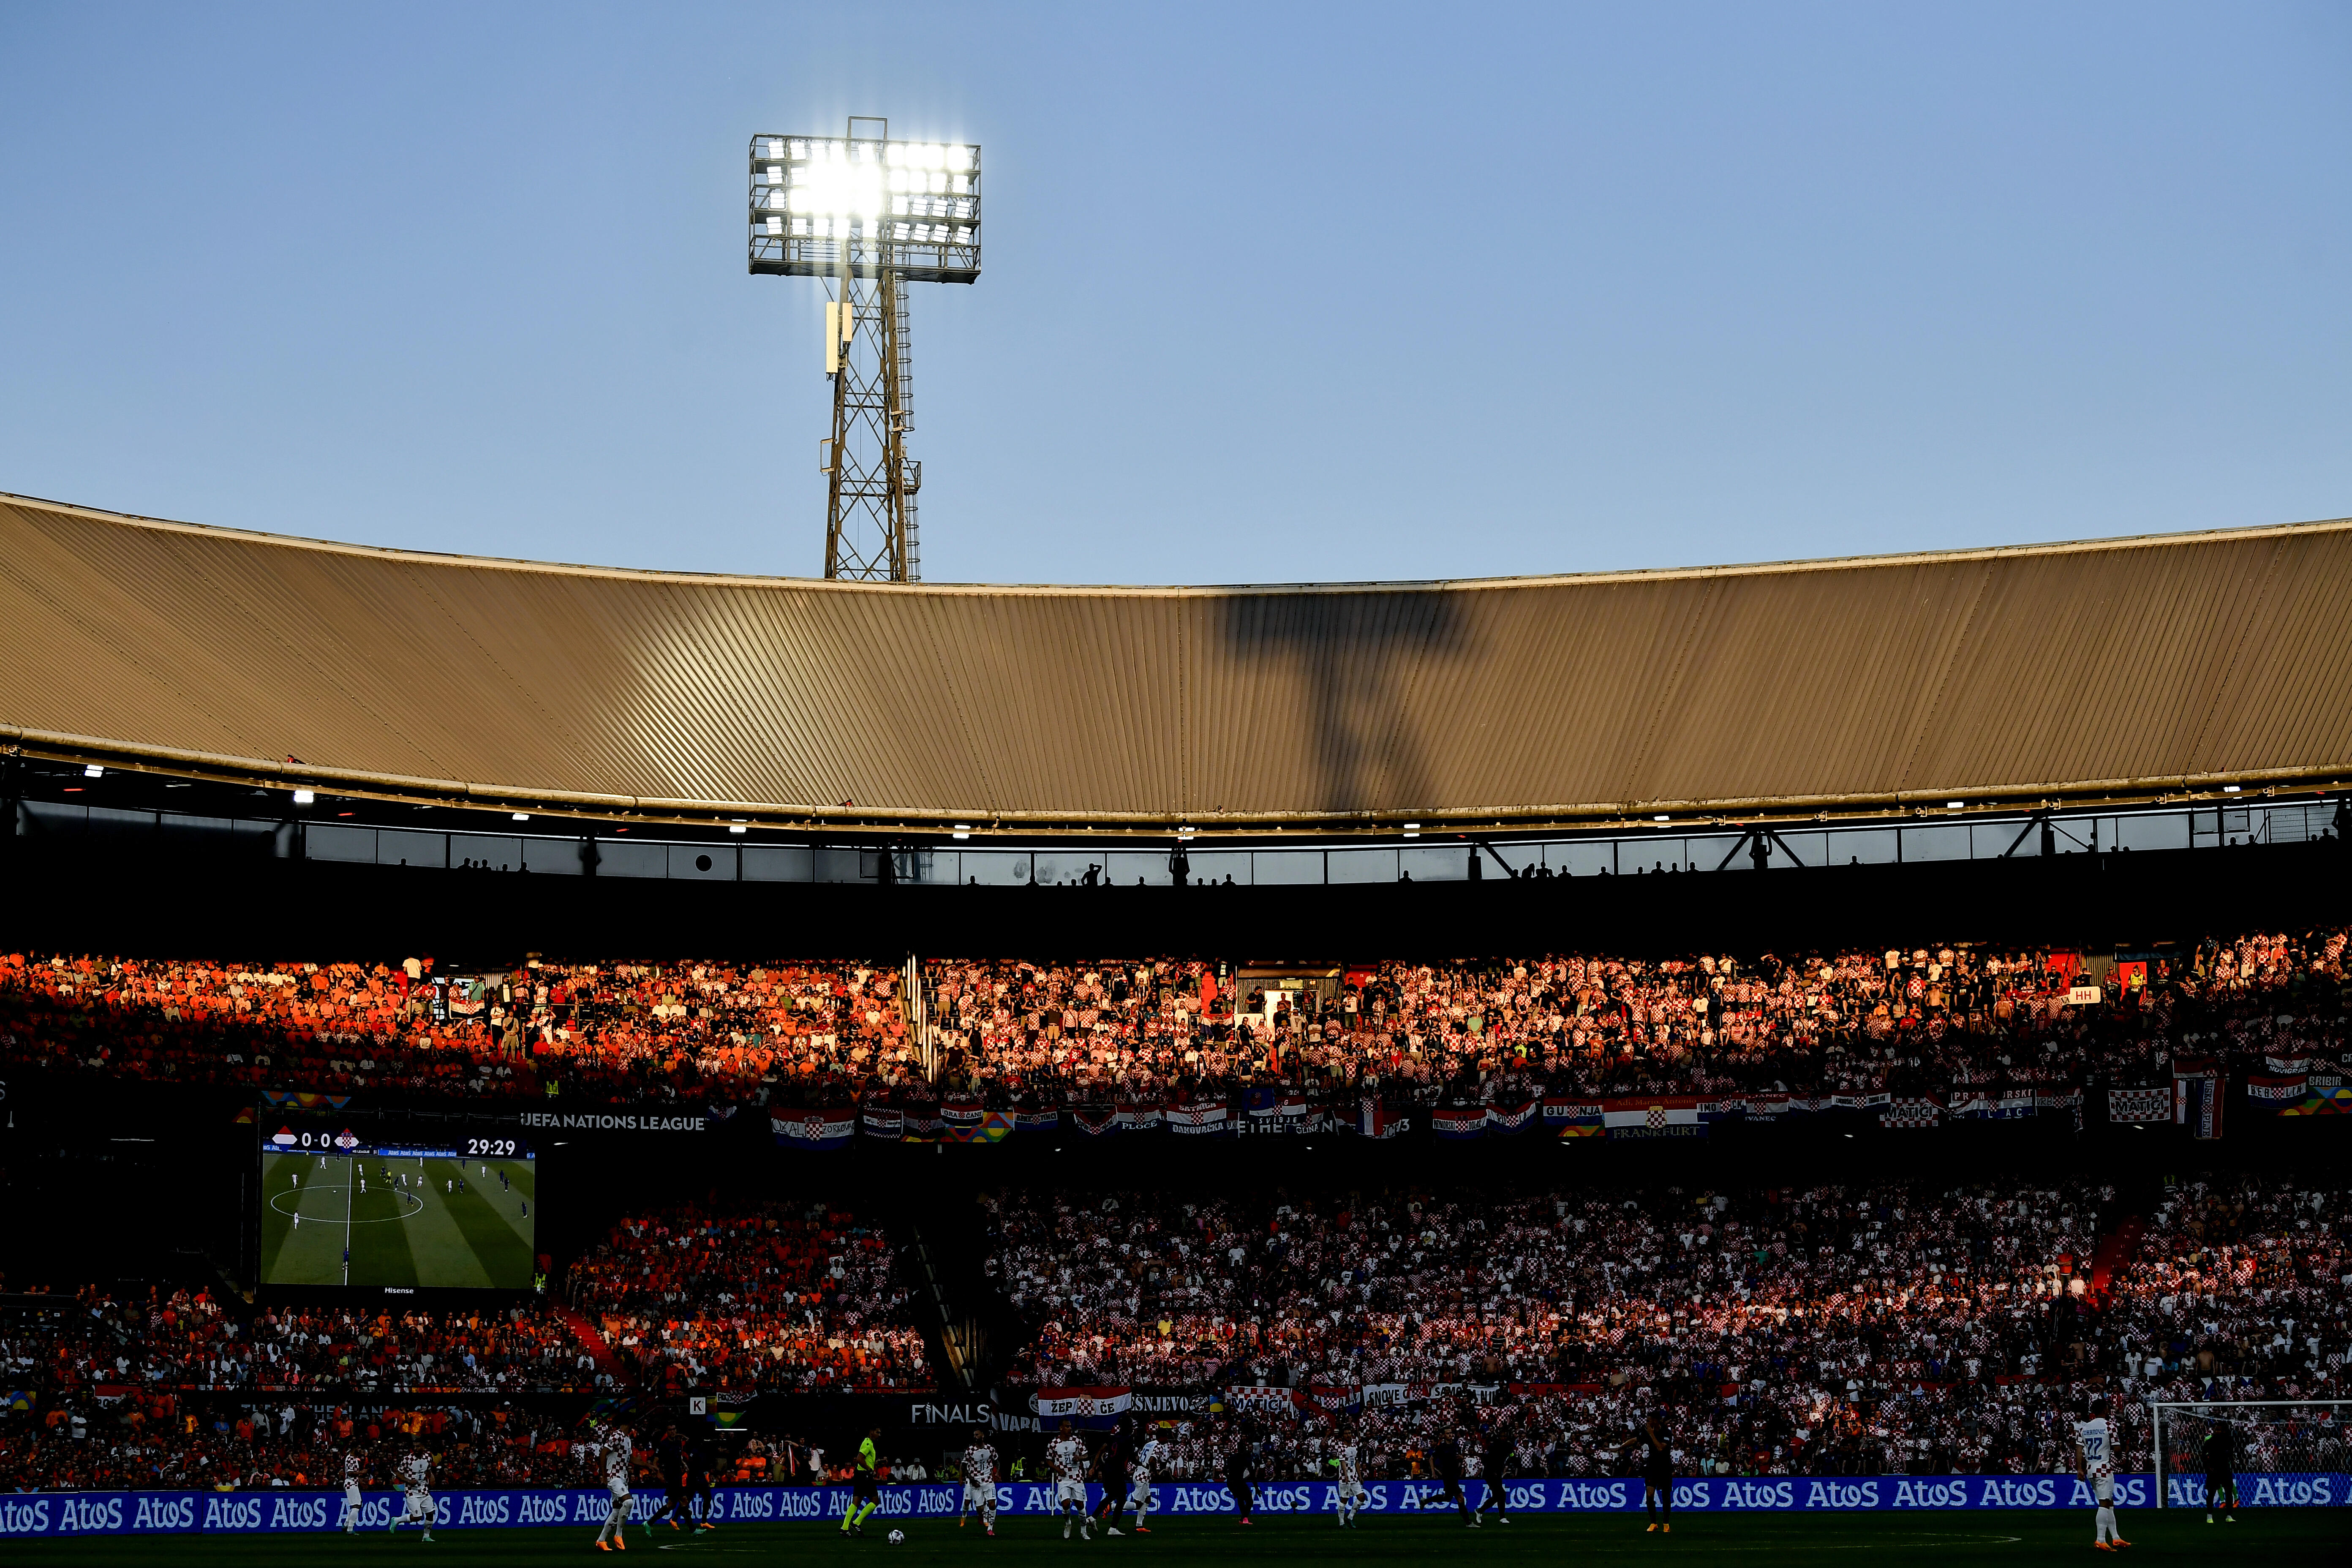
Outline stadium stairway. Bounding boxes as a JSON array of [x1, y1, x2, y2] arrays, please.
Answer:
[[2087, 1213, 2145, 1301], [550, 1301, 632, 1388]]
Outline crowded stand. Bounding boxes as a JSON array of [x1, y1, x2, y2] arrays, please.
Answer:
[[0, 1285, 592, 1399], [0, 1195, 933, 1491], [565, 1200, 934, 1396], [984, 1176, 2350, 1481], [1, 1174, 2343, 1493], [2, 928, 2343, 1114]]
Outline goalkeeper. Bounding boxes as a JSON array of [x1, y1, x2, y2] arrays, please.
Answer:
[[2202, 1424, 2238, 1524]]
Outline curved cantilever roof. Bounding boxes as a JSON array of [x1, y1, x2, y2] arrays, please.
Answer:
[[1, 490, 2348, 838]]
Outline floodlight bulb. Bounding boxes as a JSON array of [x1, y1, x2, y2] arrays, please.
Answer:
[[513, 812, 531, 822], [292, 789, 316, 806], [83, 763, 104, 778]]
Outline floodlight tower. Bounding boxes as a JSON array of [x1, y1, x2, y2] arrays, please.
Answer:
[[749, 118, 981, 582]]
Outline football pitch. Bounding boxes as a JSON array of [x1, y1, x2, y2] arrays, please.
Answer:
[[7, 1511, 2340, 1566], [257, 1152, 536, 1289]]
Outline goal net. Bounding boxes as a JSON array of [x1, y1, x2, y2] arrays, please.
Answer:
[[2149, 1400, 2352, 1508]]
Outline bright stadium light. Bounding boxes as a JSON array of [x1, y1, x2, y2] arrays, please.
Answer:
[[751, 119, 983, 584], [291, 788, 315, 805], [749, 132, 980, 285], [83, 764, 104, 778]]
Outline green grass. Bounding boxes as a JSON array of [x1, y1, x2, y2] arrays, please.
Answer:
[[258, 1153, 536, 1288], [9, 1510, 2341, 1566]]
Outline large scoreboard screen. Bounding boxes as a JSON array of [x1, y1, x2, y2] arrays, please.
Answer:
[[256, 1115, 537, 1292]]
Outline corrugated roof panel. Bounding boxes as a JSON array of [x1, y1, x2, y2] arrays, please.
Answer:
[[2, 492, 2348, 826]]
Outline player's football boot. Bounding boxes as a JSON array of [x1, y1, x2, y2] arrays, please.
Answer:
[[596, 1540, 612, 1551], [1645, 1522, 1658, 1532], [2094, 1542, 2115, 1552], [2111, 1541, 2130, 1549], [1662, 1523, 1671, 1533]]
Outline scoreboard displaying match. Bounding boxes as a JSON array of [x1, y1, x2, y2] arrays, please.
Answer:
[[255, 1111, 538, 1293]]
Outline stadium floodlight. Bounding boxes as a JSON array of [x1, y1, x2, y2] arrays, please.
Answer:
[[291, 788, 315, 805], [2222, 783, 2242, 793], [751, 119, 982, 583]]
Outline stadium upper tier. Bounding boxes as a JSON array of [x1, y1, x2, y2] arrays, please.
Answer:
[[3, 492, 2350, 836]]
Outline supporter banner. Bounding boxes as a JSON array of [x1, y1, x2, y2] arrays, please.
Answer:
[[942, 1098, 983, 1136], [2247, 1075, 2308, 1107], [1032, 1385, 1130, 1428], [1487, 1097, 1539, 1135], [1351, 1099, 1409, 1138], [1602, 1097, 1705, 1140], [1546, 1099, 1603, 1137], [1011, 1106, 1059, 1134], [1167, 1099, 1229, 1136], [1068, 1107, 1119, 1138], [10, 1474, 2342, 1535], [1433, 1104, 1488, 1140], [860, 1101, 903, 1139], [1117, 1103, 1164, 1132], [1881, 1096, 1942, 1130], [2174, 1065, 2224, 1140], [2107, 1086, 2171, 1123], [770, 1108, 855, 1150]]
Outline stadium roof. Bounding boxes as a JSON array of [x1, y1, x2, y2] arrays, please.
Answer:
[[2, 491, 2348, 838]]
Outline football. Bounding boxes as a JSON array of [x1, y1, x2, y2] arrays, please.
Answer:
[[887, 1529, 906, 1544]]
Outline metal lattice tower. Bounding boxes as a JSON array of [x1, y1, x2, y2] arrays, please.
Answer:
[[749, 119, 980, 583], [823, 268, 920, 580]]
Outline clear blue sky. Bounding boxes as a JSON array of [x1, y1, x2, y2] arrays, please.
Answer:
[[1, 3, 2346, 584]]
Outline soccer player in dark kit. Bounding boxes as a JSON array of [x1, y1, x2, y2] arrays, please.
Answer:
[[2204, 1421, 2239, 1524], [1432, 1426, 1474, 1526], [1626, 1413, 1674, 1532]]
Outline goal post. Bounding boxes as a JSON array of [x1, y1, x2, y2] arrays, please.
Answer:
[[2148, 1400, 2352, 1508]]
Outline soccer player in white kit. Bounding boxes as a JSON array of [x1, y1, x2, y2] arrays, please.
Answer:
[[583, 1422, 635, 1551], [957, 1425, 1000, 1535], [2076, 1396, 2130, 1550], [1049, 1418, 1092, 1540], [1114, 1429, 1163, 1535], [386, 1448, 435, 1541], [1329, 1424, 1367, 1528], [338, 1446, 365, 1533]]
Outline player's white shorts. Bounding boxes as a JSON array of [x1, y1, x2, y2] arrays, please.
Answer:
[[342, 1484, 362, 1519], [402, 1490, 434, 1522], [1054, 1479, 1087, 1508], [963, 1482, 994, 1512], [1126, 1476, 1153, 1513], [2091, 1474, 2113, 1504]]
